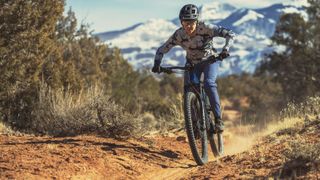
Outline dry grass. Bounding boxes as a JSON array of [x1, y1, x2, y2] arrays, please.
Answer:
[[32, 83, 189, 138], [30, 83, 144, 138], [263, 117, 304, 136], [224, 96, 320, 157], [166, 93, 184, 129], [140, 112, 157, 132], [262, 96, 320, 137], [154, 93, 184, 134], [266, 97, 320, 178], [0, 121, 15, 135], [1, 83, 187, 138], [169, 93, 184, 125], [276, 138, 320, 179], [46, 144, 59, 150], [280, 96, 320, 119], [285, 139, 320, 164], [0, 121, 7, 133], [238, 97, 320, 179]]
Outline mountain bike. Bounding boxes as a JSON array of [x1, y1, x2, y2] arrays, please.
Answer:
[[160, 55, 226, 165]]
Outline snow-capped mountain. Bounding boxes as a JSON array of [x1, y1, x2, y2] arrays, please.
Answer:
[[97, 2, 306, 76], [198, 2, 237, 23]]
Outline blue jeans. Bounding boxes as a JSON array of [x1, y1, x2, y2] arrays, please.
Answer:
[[184, 61, 221, 119]]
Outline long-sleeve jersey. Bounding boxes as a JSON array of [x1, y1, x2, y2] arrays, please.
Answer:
[[154, 21, 236, 66]]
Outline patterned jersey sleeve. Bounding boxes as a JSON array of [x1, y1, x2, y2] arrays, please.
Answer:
[[154, 30, 181, 66], [203, 23, 236, 51]]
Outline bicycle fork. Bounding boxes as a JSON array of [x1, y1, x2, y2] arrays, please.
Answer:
[[197, 85, 209, 132], [200, 86, 214, 133]]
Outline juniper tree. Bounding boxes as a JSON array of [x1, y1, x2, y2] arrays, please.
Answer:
[[257, 0, 320, 102]]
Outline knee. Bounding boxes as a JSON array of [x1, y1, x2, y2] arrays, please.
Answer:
[[204, 78, 217, 88]]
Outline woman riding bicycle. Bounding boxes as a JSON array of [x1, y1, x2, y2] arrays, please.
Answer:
[[152, 4, 235, 132]]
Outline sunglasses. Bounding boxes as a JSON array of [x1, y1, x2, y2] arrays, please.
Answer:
[[182, 20, 197, 26]]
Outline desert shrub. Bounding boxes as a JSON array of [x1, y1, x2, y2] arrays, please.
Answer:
[[263, 96, 320, 136], [140, 112, 157, 132], [280, 139, 320, 178], [1, 83, 40, 130], [166, 93, 184, 129], [29, 84, 144, 138], [140, 93, 184, 133], [280, 96, 320, 119], [285, 140, 320, 164]]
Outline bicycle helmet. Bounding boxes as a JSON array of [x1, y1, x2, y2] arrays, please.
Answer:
[[179, 4, 199, 21]]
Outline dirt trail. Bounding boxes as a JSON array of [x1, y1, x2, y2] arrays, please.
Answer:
[[0, 134, 199, 179], [0, 129, 253, 180], [1, 117, 319, 179], [0, 130, 259, 180]]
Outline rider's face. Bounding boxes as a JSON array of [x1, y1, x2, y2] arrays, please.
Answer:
[[182, 20, 197, 36]]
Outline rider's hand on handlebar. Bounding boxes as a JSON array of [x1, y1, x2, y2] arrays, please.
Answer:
[[185, 62, 194, 71], [152, 64, 161, 73], [219, 49, 230, 59]]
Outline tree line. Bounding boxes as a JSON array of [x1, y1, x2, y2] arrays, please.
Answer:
[[0, 0, 182, 134]]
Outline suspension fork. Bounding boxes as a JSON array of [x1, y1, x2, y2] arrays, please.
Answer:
[[199, 84, 209, 131], [199, 84, 214, 132], [186, 83, 207, 131]]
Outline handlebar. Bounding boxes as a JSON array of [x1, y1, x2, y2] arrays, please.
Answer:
[[160, 53, 229, 74]]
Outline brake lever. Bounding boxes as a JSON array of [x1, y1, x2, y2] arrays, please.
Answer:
[[185, 63, 194, 71], [218, 52, 230, 60], [160, 67, 173, 74]]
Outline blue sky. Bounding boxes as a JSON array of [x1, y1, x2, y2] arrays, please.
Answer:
[[65, 0, 305, 33]]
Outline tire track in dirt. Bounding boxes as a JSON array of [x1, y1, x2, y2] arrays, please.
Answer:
[[0, 134, 201, 179], [0, 124, 289, 180]]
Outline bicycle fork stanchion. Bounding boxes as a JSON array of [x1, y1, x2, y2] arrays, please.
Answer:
[[199, 84, 208, 132]]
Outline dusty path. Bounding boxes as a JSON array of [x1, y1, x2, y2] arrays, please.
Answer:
[[0, 132, 268, 179], [1, 117, 319, 180], [0, 132, 246, 179], [0, 134, 201, 179]]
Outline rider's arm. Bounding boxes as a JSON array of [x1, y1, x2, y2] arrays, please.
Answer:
[[203, 23, 236, 51], [154, 30, 180, 66], [213, 25, 236, 51]]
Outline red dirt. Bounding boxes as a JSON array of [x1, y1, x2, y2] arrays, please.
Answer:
[[0, 134, 198, 179], [1, 120, 319, 179]]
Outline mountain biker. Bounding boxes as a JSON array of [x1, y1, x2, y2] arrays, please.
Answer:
[[152, 4, 235, 132]]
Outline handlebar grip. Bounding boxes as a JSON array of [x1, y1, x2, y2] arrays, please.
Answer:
[[217, 52, 230, 60], [160, 67, 173, 74]]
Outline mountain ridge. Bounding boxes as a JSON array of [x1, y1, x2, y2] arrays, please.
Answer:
[[96, 2, 306, 75]]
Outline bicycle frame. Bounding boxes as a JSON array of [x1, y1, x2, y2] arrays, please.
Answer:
[[161, 56, 223, 132], [184, 79, 211, 131], [159, 55, 226, 162]]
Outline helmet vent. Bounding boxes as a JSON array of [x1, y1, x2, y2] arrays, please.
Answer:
[[179, 4, 199, 21]]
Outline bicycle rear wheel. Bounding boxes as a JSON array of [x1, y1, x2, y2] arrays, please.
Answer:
[[184, 91, 208, 165], [209, 132, 223, 157], [208, 119, 224, 157]]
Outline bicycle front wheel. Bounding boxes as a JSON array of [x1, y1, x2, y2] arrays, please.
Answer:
[[184, 90, 208, 165]]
